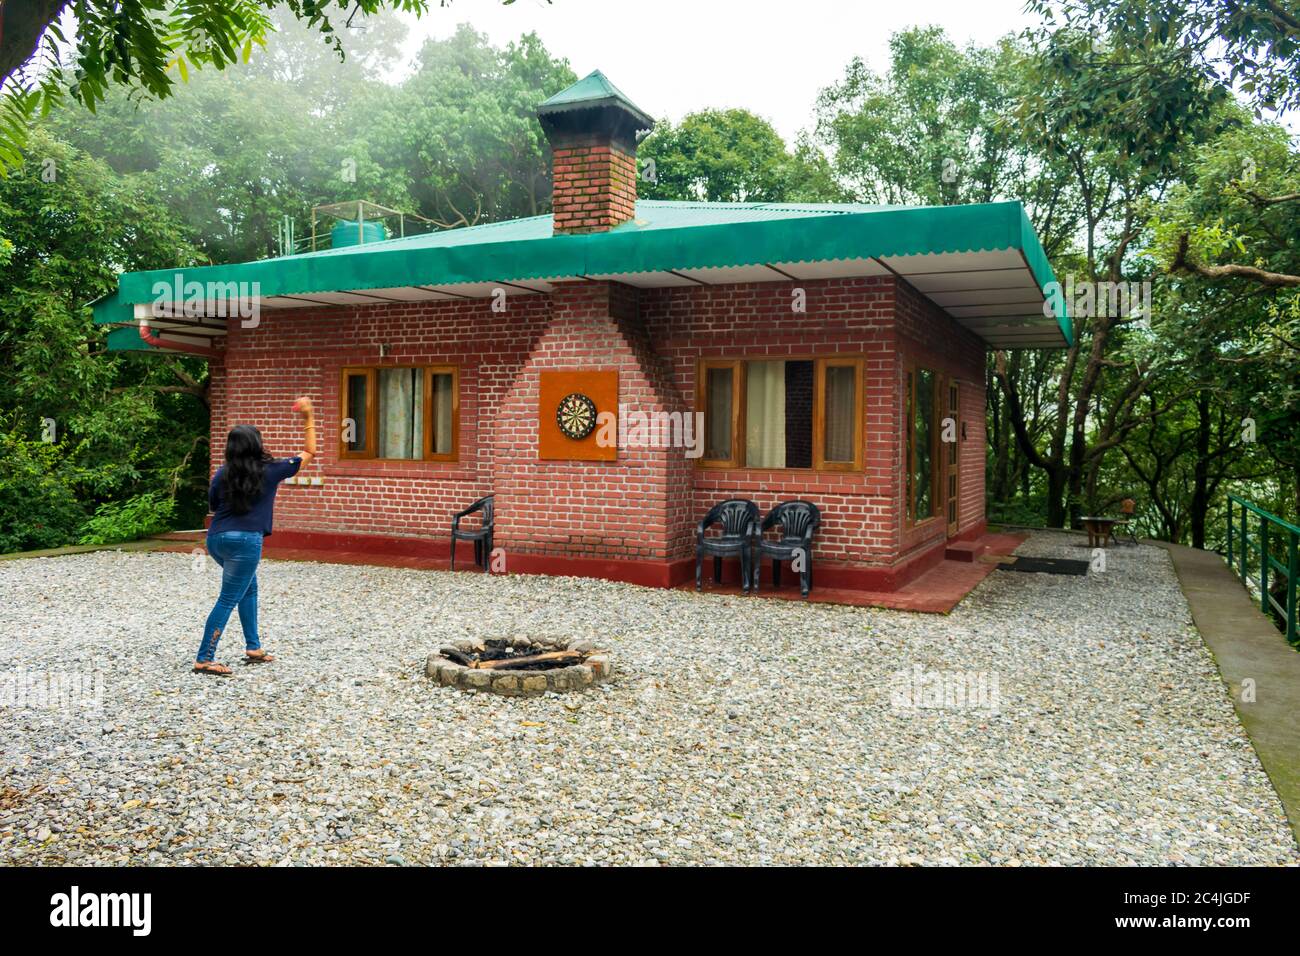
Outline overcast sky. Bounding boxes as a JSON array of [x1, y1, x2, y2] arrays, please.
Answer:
[[398, 0, 1039, 142]]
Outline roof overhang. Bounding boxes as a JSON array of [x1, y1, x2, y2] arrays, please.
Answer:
[[94, 201, 1071, 352]]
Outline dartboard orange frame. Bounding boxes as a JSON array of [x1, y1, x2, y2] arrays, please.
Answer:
[[537, 370, 618, 461]]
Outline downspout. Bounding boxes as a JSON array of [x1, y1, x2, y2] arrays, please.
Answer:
[[138, 315, 221, 359]]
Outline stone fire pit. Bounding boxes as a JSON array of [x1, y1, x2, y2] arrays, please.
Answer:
[[425, 637, 613, 696]]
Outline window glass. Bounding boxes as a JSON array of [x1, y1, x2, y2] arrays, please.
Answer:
[[705, 366, 734, 461], [905, 371, 913, 513], [783, 360, 814, 468], [431, 371, 455, 456], [823, 364, 857, 463], [345, 373, 368, 452], [701, 358, 861, 471], [913, 368, 935, 520]]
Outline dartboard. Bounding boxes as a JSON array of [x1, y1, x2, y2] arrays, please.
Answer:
[[556, 392, 598, 439]]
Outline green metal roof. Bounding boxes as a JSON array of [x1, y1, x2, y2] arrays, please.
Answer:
[[537, 70, 654, 128], [95, 199, 1071, 349]]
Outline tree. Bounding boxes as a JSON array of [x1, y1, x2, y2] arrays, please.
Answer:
[[0, 127, 209, 548], [1147, 118, 1300, 517], [1030, 0, 1300, 114], [988, 25, 1227, 527], [1, 16, 577, 551], [0, 0, 470, 169], [44, 8, 415, 263], [639, 109, 843, 203], [356, 25, 576, 226], [1029, 0, 1300, 291], [814, 27, 1087, 257]]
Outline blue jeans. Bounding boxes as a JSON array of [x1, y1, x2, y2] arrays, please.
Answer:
[[198, 531, 263, 662]]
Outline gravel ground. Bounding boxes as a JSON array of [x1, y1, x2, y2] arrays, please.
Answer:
[[1, 531, 1295, 866]]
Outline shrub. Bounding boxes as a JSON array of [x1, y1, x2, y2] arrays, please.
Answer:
[[0, 430, 86, 554], [77, 492, 176, 546]]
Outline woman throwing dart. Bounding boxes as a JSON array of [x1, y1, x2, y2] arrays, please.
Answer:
[[194, 397, 316, 676]]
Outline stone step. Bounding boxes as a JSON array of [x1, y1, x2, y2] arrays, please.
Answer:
[[944, 540, 985, 563]]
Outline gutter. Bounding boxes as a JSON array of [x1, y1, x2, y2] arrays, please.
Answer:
[[138, 315, 221, 359]]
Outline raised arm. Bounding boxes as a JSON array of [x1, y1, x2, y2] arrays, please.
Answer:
[[292, 396, 317, 468]]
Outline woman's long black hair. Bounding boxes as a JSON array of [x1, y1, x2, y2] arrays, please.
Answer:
[[222, 425, 273, 515]]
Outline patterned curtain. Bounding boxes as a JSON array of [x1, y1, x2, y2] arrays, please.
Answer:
[[378, 368, 423, 459]]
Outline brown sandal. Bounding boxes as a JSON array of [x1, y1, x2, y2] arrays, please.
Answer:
[[193, 661, 233, 676], [244, 650, 275, 664]]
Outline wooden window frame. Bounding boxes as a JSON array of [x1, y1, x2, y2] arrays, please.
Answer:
[[696, 356, 865, 473], [697, 359, 743, 469], [904, 363, 943, 529], [814, 357, 864, 472], [337, 365, 460, 463], [339, 367, 378, 460], [424, 365, 460, 463]]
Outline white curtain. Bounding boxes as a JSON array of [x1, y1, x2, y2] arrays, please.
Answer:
[[745, 361, 785, 468], [378, 368, 423, 459]]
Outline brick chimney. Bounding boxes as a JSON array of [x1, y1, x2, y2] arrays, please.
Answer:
[[538, 70, 654, 234]]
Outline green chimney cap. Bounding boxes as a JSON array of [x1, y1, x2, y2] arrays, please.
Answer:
[[537, 70, 655, 132]]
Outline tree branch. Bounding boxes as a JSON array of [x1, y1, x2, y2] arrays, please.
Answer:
[[1, 1, 68, 87], [1245, 190, 1300, 207], [992, 349, 1056, 472], [1171, 233, 1300, 287]]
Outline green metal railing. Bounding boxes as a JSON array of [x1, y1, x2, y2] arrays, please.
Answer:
[[1227, 495, 1299, 645]]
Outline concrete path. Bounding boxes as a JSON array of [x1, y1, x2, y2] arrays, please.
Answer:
[[1153, 540, 1300, 845], [0, 537, 184, 561]]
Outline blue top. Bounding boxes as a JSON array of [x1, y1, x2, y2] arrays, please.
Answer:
[[208, 457, 301, 537]]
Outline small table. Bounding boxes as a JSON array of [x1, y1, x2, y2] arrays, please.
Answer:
[[1080, 516, 1119, 549]]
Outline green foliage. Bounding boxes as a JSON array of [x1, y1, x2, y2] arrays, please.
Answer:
[[0, 128, 208, 553], [355, 26, 577, 225], [816, 30, 1020, 203], [0, 1, 443, 172], [640, 109, 843, 203], [0, 428, 85, 553], [1018, 27, 1230, 187], [1031, 0, 1300, 114], [987, 495, 1053, 529], [1144, 115, 1300, 516], [77, 492, 177, 546], [47, 18, 575, 259], [0, 12, 573, 553]]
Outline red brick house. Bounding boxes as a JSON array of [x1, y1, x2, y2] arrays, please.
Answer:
[[94, 71, 1071, 593]]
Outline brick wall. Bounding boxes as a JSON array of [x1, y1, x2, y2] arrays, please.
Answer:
[[640, 275, 901, 565], [491, 280, 691, 561], [212, 294, 549, 543], [210, 273, 987, 577], [550, 143, 638, 233], [893, 278, 988, 559]]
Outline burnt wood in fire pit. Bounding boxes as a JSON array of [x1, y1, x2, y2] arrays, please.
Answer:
[[474, 650, 583, 670], [425, 637, 613, 696]]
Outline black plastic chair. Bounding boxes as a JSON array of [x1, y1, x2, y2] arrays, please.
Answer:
[[451, 495, 494, 571], [696, 499, 759, 592], [753, 500, 820, 598]]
